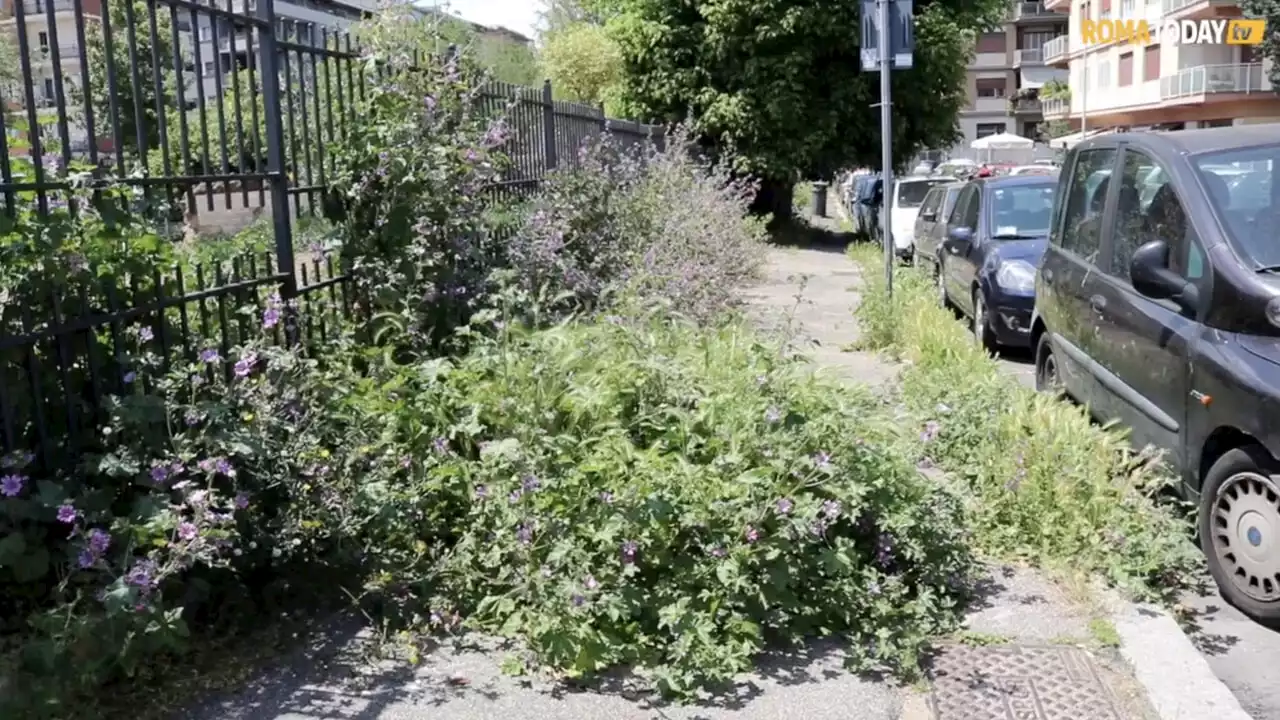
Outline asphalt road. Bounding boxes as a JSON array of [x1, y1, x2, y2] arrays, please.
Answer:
[[987, 345, 1280, 720]]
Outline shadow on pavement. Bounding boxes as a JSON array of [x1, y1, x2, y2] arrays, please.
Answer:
[[768, 217, 862, 255]]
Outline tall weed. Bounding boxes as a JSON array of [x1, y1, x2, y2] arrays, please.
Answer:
[[848, 245, 1201, 600]]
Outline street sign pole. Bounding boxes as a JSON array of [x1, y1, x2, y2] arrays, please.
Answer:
[[879, 0, 893, 299]]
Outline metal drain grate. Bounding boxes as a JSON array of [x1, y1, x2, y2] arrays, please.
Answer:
[[930, 644, 1123, 720]]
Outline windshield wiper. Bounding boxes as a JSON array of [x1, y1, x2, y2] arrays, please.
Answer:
[[991, 233, 1042, 240], [1256, 265, 1280, 274]]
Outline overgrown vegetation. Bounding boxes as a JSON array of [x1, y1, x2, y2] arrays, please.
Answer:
[[848, 245, 1202, 600]]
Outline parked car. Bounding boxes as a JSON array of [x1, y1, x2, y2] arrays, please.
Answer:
[[911, 182, 965, 273], [1007, 165, 1059, 177], [1031, 126, 1280, 622], [938, 175, 1057, 350], [852, 174, 878, 235], [889, 176, 951, 260]]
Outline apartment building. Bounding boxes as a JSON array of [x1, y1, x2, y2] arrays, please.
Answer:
[[951, 2, 1069, 158], [1040, 0, 1280, 131]]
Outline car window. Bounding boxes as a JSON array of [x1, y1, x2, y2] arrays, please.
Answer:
[[942, 187, 961, 219], [947, 186, 973, 226], [990, 183, 1055, 237], [1060, 148, 1118, 262], [1110, 150, 1178, 280], [918, 188, 942, 218], [1193, 148, 1280, 268], [896, 180, 946, 208]]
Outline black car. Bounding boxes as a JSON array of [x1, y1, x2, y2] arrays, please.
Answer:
[[1031, 126, 1280, 622], [912, 182, 965, 273], [938, 175, 1057, 350]]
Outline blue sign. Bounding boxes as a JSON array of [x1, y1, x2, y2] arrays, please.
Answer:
[[860, 0, 914, 71]]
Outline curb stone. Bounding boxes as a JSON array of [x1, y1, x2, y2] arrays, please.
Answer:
[[1105, 590, 1252, 719], [898, 692, 934, 720]]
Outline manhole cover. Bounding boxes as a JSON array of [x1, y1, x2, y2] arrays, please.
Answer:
[[930, 644, 1122, 720]]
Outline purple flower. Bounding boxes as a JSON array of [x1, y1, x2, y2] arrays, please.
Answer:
[[432, 437, 449, 454], [621, 539, 638, 560], [56, 504, 77, 523], [233, 352, 257, 378], [123, 371, 137, 384], [508, 489, 523, 504], [516, 523, 533, 545], [184, 410, 203, 426], [262, 306, 280, 328], [571, 593, 586, 607], [482, 121, 507, 148], [1, 452, 31, 469], [474, 484, 488, 499], [776, 498, 793, 515], [87, 528, 110, 554], [710, 545, 727, 558], [139, 326, 154, 342], [215, 458, 234, 476], [149, 464, 170, 484], [764, 406, 782, 423], [78, 549, 97, 568], [0, 473, 25, 497], [598, 491, 613, 504], [810, 521, 828, 537], [177, 522, 198, 541], [424, 94, 437, 110], [126, 559, 157, 587], [920, 421, 941, 443], [200, 348, 221, 364], [745, 525, 759, 543], [521, 475, 540, 492], [584, 575, 598, 590], [875, 532, 895, 568], [233, 493, 249, 510], [813, 451, 832, 469], [821, 499, 841, 519]]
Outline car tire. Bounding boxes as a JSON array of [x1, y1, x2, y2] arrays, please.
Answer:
[[972, 289, 997, 352], [1200, 446, 1280, 625], [936, 257, 952, 309], [1034, 332, 1062, 394]]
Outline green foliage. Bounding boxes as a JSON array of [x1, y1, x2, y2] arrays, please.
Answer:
[[601, 0, 1009, 188], [541, 23, 624, 110], [848, 246, 1202, 600], [434, 13, 539, 85], [1241, 0, 1280, 89], [1040, 79, 1070, 101], [82, 0, 177, 157]]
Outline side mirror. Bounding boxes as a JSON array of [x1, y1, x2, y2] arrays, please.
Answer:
[[1130, 239, 1198, 310], [920, 211, 937, 221], [946, 226, 973, 254]]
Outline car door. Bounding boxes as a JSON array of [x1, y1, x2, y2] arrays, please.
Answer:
[[1038, 145, 1120, 410], [914, 188, 943, 260], [943, 184, 982, 315], [1085, 146, 1202, 462]]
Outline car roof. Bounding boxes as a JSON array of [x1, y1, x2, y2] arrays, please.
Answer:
[[973, 175, 1057, 189], [1080, 125, 1280, 156], [897, 175, 949, 184]]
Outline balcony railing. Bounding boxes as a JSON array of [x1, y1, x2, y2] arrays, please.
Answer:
[[1041, 97, 1069, 117], [1160, 63, 1267, 99], [1010, 97, 1043, 114], [21, 0, 77, 13], [1043, 35, 1069, 63], [1016, 48, 1044, 66], [1012, 1, 1052, 19]]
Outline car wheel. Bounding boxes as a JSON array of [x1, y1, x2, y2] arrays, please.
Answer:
[[1034, 332, 1062, 394], [1201, 446, 1280, 624], [936, 258, 951, 309], [972, 289, 997, 352]]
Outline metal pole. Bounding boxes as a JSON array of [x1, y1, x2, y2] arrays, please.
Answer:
[[1080, 48, 1088, 137], [879, 0, 894, 298]]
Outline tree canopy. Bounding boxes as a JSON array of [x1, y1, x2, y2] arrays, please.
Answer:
[[541, 22, 624, 111], [1240, 0, 1280, 88], [597, 0, 1007, 213]]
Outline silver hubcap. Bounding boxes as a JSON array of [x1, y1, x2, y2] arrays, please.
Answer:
[[1213, 471, 1280, 602], [1042, 352, 1059, 388]]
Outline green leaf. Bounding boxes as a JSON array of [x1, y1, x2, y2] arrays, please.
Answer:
[[0, 532, 27, 567]]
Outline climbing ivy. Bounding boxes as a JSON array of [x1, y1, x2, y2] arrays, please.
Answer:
[[1240, 0, 1280, 89]]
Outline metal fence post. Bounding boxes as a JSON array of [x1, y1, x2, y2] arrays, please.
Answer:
[[257, 0, 299, 344], [542, 79, 557, 172]]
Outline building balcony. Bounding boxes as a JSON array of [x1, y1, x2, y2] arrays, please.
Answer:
[[1012, 2, 1056, 21], [1161, 0, 1241, 20], [1044, 0, 1072, 11], [1009, 97, 1044, 115], [1013, 48, 1044, 68], [972, 96, 1009, 113], [1160, 63, 1269, 101], [20, 0, 77, 14], [1043, 35, 1070, 67], [1041, 96, 1070, 119]]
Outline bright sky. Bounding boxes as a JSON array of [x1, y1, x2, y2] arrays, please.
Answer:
[[423, 0, 542, 39]]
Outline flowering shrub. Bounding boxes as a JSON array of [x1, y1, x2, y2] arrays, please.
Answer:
[[509, 129, 768, 322], [342, 310, 976, 696]]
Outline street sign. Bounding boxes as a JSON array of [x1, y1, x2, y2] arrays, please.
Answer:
[[860, 0, 914, 71]]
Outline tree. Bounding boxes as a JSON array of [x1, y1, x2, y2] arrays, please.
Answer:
[[82, 0, 177, 157], [475, 33, 540, 86], [539, 0, 611, 33], [540, 23, 622, 108], [1240, 0, 1280, 88], [602, 0, 1008, 218]]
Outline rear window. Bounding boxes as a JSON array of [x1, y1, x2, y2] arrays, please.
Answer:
[[989, 183, 1056, 237], [896, 180, 946, 208]]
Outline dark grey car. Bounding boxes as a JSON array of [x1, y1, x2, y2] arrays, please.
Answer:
[[1031, 126, 1280, 623], [911, 182, 964, 273]]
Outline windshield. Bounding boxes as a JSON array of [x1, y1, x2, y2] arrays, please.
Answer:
[[1193, 147, 1279, 268], [989, 182, 1055, 237], [896, 180, 947, 208]]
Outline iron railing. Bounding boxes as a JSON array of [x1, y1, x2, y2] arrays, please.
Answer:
[[1015, 48, 1044, 66], [1160, 63, 1268, 99], [1043, 35, 1070, 63], [1041, 96, 1070, 117], [1011, 2, 1052, 20], [0, 0, 664, 467]]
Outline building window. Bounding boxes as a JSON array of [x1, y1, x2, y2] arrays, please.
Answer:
[[1241, 44, 1260, 64], [1099, 0, 1112, 19], [43, 78, 55, 103], [1097, 60, 1111, 89], [202, 61, 215, 77], [1143, 44, 1161, 81], [38, 31, 49, 52], [976, 31, 1005, 54], [1020, 30, 1055, 50], [1118, 52, 1133, 86], [976, 78, 1007, 97], [976, 122, 1006, 138], [1203, 119, 1233, 128]]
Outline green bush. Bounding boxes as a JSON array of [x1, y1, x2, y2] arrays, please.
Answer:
[[342, 307, 977, 696], [848, 245, 1201, 600]]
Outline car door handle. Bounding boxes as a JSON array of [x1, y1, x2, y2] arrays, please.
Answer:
[[1090, 294, 1106, 312]]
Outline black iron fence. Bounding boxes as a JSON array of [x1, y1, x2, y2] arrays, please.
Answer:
[[0, 0, 664, 467]]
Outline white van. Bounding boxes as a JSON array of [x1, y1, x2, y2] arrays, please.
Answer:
[[890, 177, 951, 259]]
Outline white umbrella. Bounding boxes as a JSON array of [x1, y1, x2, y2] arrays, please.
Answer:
[[970, 132, 1035, 150]]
